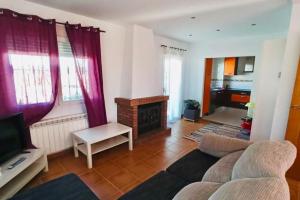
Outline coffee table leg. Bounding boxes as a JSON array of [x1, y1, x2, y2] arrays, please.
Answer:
[[129, 129, 133, 151], [73, 137, 79, 158], [87, 143, 92, 168]]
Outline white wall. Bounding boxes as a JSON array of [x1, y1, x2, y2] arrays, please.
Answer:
[[131, 25, 162, 98], [251, 39, 286, 141], [270, 2, 300, 140]]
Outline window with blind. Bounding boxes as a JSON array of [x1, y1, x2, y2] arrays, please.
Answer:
[[58, 38, 88, 101]]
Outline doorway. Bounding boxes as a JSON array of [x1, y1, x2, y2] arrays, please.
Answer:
[[202, 57, 255, 127]]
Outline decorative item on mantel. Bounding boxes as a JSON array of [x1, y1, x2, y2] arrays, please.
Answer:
[[115, 96, 171, 140]]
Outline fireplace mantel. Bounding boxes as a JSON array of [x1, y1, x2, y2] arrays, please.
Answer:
[[115, 96, 170, 140], [115, 96, 169, 106]]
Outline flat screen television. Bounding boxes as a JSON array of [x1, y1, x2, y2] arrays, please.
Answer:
[[0, 113, 27, 165]]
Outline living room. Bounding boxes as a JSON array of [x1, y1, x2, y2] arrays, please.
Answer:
[[0, 0, 300, 200]]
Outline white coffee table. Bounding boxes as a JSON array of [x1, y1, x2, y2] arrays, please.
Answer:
[[72, 123, 133, 168]]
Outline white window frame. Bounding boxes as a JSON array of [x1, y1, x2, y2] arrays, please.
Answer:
[[57, 36, 86, 106]]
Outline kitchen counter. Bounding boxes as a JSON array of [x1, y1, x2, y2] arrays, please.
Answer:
[[211, 88, 251, 92], [210, 88, 251, 110], [226, 88, 251, 92]]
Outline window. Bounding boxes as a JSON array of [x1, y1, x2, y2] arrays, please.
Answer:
[[8, 37, 89, 105], [58, 39, 88, 101], [9, 53, 52, 105]]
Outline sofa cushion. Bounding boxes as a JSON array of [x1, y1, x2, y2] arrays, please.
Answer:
[[167, 149, 219, 182], [208, 177, 289, 200], [202, 150, 243, 183], [199, 133, 251, 157], [232, 141, 297, 180], [173, 182, 221, 200], [118, 171, 189, 200]]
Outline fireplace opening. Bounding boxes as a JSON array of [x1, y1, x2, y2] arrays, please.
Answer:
[[138, 102, 162, 134]]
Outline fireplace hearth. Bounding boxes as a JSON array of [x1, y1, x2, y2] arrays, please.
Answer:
[[115, 96, 170, 140]]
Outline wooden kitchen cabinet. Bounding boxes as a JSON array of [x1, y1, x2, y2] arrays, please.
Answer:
[[223, 90, 250, 109], [231, 94, 250, 103], [224, 57, 237, 76]]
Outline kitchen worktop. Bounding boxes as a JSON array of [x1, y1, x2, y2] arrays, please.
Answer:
[[211, 88, 251, 92]]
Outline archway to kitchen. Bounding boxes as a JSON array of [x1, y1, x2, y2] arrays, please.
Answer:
[[202, 57, 255, 139]]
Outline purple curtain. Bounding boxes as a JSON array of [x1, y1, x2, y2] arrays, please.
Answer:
[[0, 9, 59, 147], [65, 23, 107, 127]]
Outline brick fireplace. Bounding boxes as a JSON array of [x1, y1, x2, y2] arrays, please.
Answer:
[[115, 96, 171, 140]]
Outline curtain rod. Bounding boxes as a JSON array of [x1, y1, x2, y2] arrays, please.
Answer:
[[56, 21, 106, 33], [0, 9, 106, 33], [160, 44, 187, 51]]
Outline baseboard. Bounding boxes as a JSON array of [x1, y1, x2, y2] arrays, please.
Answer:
[[47, 148, 73, 160]]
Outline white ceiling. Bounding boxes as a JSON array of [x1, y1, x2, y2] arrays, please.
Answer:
[[27, 0, 292, 42]]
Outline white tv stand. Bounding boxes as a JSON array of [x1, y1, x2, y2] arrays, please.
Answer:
[[0, 149, 48, 200]]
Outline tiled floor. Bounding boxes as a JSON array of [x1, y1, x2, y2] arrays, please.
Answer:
[[203, 106, 247, 127], [26, 119, 208, 200]]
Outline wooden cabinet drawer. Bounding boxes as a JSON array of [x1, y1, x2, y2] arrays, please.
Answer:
[[231, 94, 250, 103]]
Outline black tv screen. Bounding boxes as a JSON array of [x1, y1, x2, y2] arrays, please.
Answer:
[[0, 113, 27, 164]]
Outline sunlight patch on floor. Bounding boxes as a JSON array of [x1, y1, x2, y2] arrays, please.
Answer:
[[203, 106, 247, 127]]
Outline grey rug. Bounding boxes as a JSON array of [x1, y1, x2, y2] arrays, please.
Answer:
[[184, 123, 242, 143]]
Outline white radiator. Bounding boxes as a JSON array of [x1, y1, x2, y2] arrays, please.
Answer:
[[30, 114, 88, 155]]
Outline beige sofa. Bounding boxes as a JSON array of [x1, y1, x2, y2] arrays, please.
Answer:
[[173, 133, 297, 200]]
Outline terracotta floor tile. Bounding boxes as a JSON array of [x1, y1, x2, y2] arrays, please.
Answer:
[[89, 179, 121, 199], [94, 161, 123, 178], [127, 149, 152, 161], [144, 154, 169, 170], [92, 151, 113, 164], [108, 170, 140, 190], [126, 161, 158, 180], [59, 155, 90, 175], [40, 171, 70, 183], [105, 191, 123, 200], [79, 170, 105, 187], [120, 179, 143, 193], [111, 155, 143, 168], [155, 148, 178, 160], [166, 144, 186, 155], [141, 144, 166, 155], [40, 160, 66, 178]]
